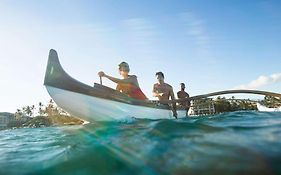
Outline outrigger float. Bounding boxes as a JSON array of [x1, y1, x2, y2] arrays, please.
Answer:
[[44, 49, 281, 121]]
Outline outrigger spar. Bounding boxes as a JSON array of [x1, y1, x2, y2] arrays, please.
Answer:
[[158, 89, 281, 105]]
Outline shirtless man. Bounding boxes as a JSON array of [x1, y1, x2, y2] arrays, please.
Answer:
[[152, 72, 177, 118], [177, 83, 190, 116]]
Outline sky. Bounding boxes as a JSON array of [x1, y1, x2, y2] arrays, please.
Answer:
[[0, 0, 281, 112]]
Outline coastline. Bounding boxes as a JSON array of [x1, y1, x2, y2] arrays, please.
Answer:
[[0, 112, 84, 130]]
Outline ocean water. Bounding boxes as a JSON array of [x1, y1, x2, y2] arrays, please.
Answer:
[[1, 111, 281, 175]]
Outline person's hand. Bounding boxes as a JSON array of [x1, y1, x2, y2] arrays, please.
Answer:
[[98, 71, 106, 77]]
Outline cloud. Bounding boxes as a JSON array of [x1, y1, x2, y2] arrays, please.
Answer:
[[179, 12, 211, 56], [235, 73, 281, 89], [122, 18, 156, 50]]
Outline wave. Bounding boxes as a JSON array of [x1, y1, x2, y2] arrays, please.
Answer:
[[1, 111, 281, 175]]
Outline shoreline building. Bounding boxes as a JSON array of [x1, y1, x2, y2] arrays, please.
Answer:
[[189, 98, 215, 116], [0, 113, 15, 130]]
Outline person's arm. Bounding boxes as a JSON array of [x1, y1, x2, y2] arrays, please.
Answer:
[[177, 91, 180, 99], [105, 74, 127, 84], [116, 84, 121, 91], [170, 87, 176, 101], [152, 85, 159, 97], [186, 93, 191, 106], [152, 85, 163, 98], [169, 86, 178, 118], [170, 87, 178, 118], [98, 71, 132, 84]]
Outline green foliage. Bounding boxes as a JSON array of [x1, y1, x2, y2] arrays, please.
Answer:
[[10, 100, 83, 129], [190, 97, 258, 115], [14, 99, 69, 118], [214, 96, 257, 113], [262, 96, 281, 108], [23, 116, 52, 128], [214, 98, 232, 113]]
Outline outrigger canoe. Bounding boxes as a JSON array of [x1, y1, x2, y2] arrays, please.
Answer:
[[44, 49, 281, 122], [44, 49, 188, 121]]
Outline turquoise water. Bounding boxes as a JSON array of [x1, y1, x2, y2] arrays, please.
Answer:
[[1, 111, 281, 175]]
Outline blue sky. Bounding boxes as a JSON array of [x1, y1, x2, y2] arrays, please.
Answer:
[[0, 0, 281, 112]]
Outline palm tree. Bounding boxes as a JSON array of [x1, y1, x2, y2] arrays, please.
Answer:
[[31, 105, 35, 117], [38, 102, 44, 116], [45, 99, 57, 116], [15, 109, 23, 119], [25, 106, 32, 117]]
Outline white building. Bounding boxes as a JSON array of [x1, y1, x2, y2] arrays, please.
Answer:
[[0, 113, 15, 130], [189, 99, 215, 116]]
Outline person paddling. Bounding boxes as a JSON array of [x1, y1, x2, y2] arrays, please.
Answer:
[[98, 62, 147, 100], [152, 72, 177, 118], [177, 83, 190, 116]]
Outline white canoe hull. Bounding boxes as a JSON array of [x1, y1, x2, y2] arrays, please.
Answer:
[[46, 86, 188, 122], [256, 103, 281, 112]]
